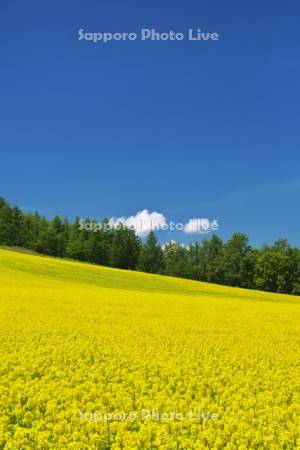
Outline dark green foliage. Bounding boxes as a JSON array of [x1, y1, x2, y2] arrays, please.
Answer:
[[0, 199, 20, 246], [0, 196, 300, 295], [109, 225, 141, 270], [254, 239, 298, 294], [138, 231, 165, 274], [164, 242, 191, 278], [202, 235, 225, 284], [187, 241, 207, 281], [222, 233, 251, 288]]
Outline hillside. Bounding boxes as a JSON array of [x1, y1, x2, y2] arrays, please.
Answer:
[[0, 248, 299, 449]]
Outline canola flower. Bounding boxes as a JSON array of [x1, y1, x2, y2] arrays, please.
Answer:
[[0, 248, 299, 449]]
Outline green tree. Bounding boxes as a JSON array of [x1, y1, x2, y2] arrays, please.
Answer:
[[255, 251, 292, 293], [164, 241, 190, 278], [0, 198, 14, 245], [65, 217, 86, 261], [84, 219, 112, 266], [138, 231, 165, 274], [204, 235, 224, 284], [223, 233, 252, 287], [110, 225, 141, 270], [188, 241, 207, 281]]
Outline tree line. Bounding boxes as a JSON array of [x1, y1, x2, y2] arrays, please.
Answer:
[[1, 196, 300, 295]]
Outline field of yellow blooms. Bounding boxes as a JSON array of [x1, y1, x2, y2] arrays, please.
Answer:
[[0, 248, 299, 449]]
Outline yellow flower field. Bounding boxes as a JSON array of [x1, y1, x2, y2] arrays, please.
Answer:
[[0, 248, 299, 449]]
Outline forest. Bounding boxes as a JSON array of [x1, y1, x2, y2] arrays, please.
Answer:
[[1, 196, 300, 295]]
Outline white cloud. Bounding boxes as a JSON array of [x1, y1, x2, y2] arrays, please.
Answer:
[[161, 240, 189, 250], [184, 218, 210, 234], [109, 209, 167, 236]]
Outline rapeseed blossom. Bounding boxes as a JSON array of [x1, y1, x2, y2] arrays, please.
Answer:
[[0, 249, 299, 449]]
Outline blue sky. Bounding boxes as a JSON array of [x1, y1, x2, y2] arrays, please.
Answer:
[[1, 0, 300, 246]]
